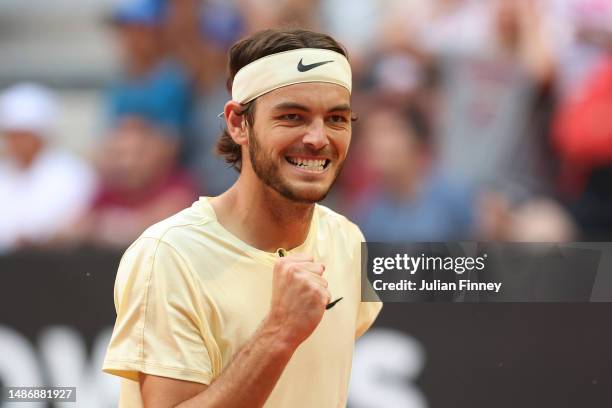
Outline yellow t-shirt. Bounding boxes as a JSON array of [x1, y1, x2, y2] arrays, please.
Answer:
[[103, 197, 382, 407]]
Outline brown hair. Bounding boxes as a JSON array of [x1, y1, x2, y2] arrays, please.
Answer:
[[215, 29, 348, 171]]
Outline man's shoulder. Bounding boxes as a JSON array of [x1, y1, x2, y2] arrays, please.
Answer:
[[315, 203, 364, 241], [136, 198, 214, 247]]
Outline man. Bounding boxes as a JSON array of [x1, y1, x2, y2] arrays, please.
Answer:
[[0, 83, 96, 253], [65, 115, 198, 248], [103, 29, 382, 407], [107, 0, 195, 164], [352, 106, 474, 242]]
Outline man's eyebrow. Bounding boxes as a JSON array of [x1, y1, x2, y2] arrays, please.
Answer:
[[328, 104, 351, 113], [271, 102, 352, 113], [271, 102, 311, 112]]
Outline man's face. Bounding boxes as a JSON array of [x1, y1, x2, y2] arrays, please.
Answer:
[[98, 117, 178, 191], [245, 82, 352, 203], [362, 111, 421, 183], [116, 24, 160, 66], [3, 130, 44, 168]]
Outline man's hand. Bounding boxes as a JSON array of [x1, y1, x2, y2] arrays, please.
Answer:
[[266, 253, 330, 347]]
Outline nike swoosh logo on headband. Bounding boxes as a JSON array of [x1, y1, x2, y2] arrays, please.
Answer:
[[297, 58, 334, 72]]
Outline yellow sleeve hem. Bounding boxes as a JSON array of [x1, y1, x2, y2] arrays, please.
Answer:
[[355, 301, 383, 340], [103, 359, 213, 385]]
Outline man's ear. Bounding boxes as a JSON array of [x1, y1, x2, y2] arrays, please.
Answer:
[[224, 101, 249, 146]]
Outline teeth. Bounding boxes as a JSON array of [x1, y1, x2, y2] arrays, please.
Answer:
[[287, 157, 327, 171]]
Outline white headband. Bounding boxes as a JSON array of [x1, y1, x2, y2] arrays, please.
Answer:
[[231, 48, 352, 104]]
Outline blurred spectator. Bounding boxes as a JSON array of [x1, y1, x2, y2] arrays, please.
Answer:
[[553, 55, 612, 240], [351, 107, 475, 242], [176, 0, 243, 195], [64, 116, 198, 248], [152, 0, 244, 194], [478, 192, 576, 241], [106, 0, 196, 164], [430, 0, 555, 196], [0, 83, 96, 253]]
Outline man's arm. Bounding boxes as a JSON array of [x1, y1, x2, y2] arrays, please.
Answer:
[[141, 318, 295, 407], [140, 253, 330, 408]]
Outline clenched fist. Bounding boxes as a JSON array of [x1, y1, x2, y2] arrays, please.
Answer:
[[265, 253, 330, 348]]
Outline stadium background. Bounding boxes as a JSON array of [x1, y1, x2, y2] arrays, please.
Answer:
[[1, 0, 611, 406]]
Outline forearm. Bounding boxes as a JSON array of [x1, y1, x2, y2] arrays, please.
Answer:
[[177, 319, 296, 408]]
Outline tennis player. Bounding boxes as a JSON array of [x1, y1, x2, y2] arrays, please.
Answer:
[[103, 28, 382, 408]]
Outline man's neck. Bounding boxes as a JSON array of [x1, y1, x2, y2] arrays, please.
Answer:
[[210, 176, 315, 253]]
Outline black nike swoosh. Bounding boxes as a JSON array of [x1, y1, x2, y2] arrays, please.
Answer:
[[297, 58, 334, 72], [325, 297, 343, 310]]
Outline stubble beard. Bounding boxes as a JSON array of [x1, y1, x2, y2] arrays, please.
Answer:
[[247, 128, 343, 204]]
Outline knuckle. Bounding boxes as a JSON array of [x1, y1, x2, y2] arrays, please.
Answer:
[[292, 271, 307, 286], [309, 282, 321, 294]]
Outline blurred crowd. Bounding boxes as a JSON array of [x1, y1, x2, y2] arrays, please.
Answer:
[[1, 0, 612, 253]]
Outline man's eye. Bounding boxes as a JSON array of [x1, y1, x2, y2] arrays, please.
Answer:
[[280, 113, 300, 121], [329, 115, 348, 123]]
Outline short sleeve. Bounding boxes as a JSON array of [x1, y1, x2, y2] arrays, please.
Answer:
[[355, 301, 382, 339], [102, 237, 219, 385], [351, 224, 382, 339]]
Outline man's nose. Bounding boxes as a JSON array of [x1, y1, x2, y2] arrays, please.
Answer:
[[302, 117, 328, 150]]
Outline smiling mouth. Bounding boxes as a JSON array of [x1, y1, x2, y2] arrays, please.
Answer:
[[285, 156, 331, 172]]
